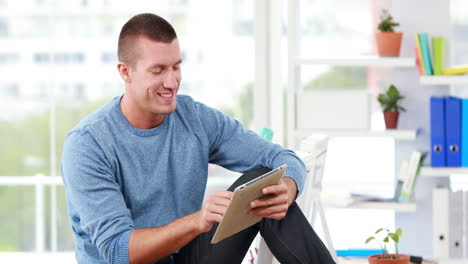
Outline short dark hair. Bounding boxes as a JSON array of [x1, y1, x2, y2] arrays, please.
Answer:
[[118, 13, 177, 67]]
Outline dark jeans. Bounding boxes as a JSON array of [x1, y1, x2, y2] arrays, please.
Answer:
[[156, 168, 336, 264]]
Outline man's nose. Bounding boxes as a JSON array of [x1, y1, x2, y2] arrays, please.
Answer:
[[163, 70, 179, 89]]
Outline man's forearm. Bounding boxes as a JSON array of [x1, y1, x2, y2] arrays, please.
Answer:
[[129, 211, 203, 264]]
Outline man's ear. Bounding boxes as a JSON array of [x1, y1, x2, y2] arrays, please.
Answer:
[[117, 62, 131, 83]]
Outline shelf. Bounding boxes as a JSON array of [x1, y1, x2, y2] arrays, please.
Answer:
[[324, 201, 416, 212], [295, 129, 418, 140], [295, 56, 415, 67], [420, 75, 468, 85], [420, 167, 468, 177]]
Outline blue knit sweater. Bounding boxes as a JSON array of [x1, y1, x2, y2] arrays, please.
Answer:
[[61, 95, 307, 264]]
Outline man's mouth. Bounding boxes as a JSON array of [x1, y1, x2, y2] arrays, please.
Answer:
[[158, 93, 173, 98]]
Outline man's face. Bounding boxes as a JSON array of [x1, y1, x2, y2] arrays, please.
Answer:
[[126, 37, 182, 116]]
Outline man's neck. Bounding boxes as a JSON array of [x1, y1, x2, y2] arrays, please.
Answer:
[[120, 95, 165, 129]]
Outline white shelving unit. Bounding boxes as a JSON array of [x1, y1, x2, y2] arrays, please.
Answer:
[[286, 0, 421, 259], [288, 58, 417, 145], [296, 56, 415, 67], [420, 75, 468, 85], [294, 129, 418, 140], [420, 167, 468, 177]]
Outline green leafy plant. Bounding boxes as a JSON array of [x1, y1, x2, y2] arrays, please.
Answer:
[[378, 9, 400, 32], [365, 227, 403, 259], [378, 84, 406, 112]]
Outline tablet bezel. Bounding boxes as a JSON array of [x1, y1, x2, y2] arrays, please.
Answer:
[[210, 164, 287, 244]]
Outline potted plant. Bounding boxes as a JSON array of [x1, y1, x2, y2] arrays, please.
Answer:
[[365, 227, 410, 264], [378, 84, 405, 129], [376, 9, 403, 57]]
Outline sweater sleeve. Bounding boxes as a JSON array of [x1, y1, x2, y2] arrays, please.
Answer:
[[61, 130, 134, 264], [194, 101, 307, 194]]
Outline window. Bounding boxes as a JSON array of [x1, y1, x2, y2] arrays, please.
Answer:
[[101, 52, 118, 64], [0, 18, 8, 36], [34, 52, 85, 64], [0, 83, 19, 96], [53, 52, 85, 64], [0, 52, 18, 64], [232, 0, 253, 36], [33, 53, 50, 64], [0, 0, 254, 253]]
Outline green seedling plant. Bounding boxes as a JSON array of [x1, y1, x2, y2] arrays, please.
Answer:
[[365, 227, 403, 259], [378, 84, 406, 112], [378, 9, 400, 32]]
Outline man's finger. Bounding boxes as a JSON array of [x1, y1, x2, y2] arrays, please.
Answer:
[[262, 182, 288, 195], [206, 204, 228, 216], [213, 197, 231, 207], [250, 194, 287, 208], [206, 212, 223, 223], [210, 190, 233, 199], [207, 194, 231, 206], [248, 204, 288, 217]]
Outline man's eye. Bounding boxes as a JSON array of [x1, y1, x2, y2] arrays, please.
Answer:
[[152, 69, 163, 75]]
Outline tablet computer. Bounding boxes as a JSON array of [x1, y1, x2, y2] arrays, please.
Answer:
[[211, 164, 287, 244]]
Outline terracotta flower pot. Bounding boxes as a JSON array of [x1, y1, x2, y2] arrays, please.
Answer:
[[383, 111, 399, 129], [368, 254, 410, 264], [376, 32, 403, 57]]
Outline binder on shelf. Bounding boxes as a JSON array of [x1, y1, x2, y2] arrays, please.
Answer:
[[419, 33, 433, 75], [430, 97, 447, 167], [393, 160, 408, 201], [433, 188, 449, 259], [415, 34, 425, 75], [432, 37, 445, 75], [462, 99, 468, 167], [449, 190, 464, 258], [399, 152, 425, 202], [463, 191, 468, 258], [442, 65, 468, 75], [415, 48, 423, 76], [446, 97, 462, 167]]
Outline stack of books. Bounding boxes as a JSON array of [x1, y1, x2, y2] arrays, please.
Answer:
[[415, 33, 468, 76]]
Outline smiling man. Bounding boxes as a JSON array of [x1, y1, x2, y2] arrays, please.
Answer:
[[61, 13, 335, 264]]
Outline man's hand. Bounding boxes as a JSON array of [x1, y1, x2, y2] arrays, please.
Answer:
[[248, 177, 298, 220], [196, 191, 233, 233], [129, 191, 232, 264]]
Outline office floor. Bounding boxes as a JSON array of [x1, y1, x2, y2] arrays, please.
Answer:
[[0, 252, 466, 264]]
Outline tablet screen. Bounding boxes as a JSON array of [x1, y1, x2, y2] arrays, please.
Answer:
[[211, 164, 287, 244]]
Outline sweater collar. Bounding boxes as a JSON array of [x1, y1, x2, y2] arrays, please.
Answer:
[[113, 95, 169, 137]]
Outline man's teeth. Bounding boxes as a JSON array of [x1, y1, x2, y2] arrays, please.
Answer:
[[160, 93, 172, 98]]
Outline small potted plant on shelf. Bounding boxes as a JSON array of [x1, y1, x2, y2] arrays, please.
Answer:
[[376, 9, 403, 57], [378, 84, 405, 129], [365, 227, 410, 264]]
